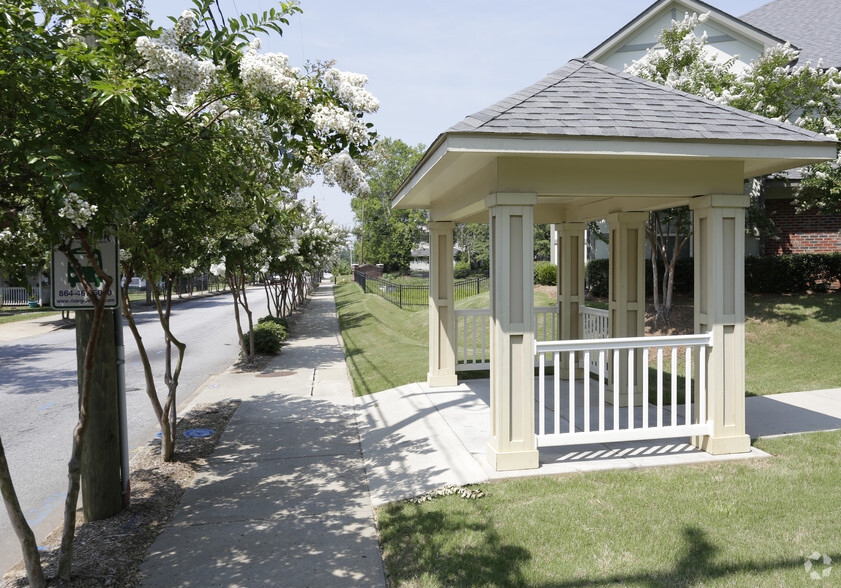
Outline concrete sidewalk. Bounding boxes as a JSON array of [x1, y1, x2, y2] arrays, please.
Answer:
[[139, 284, 386, 587]]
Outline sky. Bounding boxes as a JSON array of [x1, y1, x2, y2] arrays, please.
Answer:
[[142, 0, 772, 227]]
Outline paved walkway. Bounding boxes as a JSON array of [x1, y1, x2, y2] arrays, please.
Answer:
[[139, 285, 386, 587]]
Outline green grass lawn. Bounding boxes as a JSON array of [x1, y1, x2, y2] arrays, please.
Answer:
[[378, 430, 841, 587], [336, 282, 841, 397], [0, 308, 60, 324], [335, 281, 555, 395], [745, 293, 841, 395]]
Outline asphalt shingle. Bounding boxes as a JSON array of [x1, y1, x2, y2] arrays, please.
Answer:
[[447, 58, 830, 144], [741, 0, 841, 68]]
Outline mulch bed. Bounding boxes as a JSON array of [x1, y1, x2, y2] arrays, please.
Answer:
[[2, 400, 239, 588]]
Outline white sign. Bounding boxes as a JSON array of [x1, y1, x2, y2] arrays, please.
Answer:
[[51, 236, 120, 309]]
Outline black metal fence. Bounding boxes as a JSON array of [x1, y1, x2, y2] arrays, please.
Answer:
[[354, 270, 489, 309]]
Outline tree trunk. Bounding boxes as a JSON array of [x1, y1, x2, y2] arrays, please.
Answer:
[[0, 435, 46, 588], [121, 267, 163, 425], [57, 237, 116, 582], [76, 310, 122, 522], [229, 273, 250, 362]]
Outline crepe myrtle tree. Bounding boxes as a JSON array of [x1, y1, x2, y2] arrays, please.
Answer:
[[626, 12, 841, 322], [0, 0, 378, 584]]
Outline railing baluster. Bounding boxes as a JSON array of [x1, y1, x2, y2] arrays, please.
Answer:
[[598, 350, 605, 431], [569, 351, 575, 433], [584, 350, 590, 433], [613, 349, 619, 430], [539, 353, 545, 436], [643, 347, 649, 429], [657, 348, 663, 428], [671, 346, 678, 427], [554, 351, 560, 434], [628, 348, 634, 429], [482, 315, 487, 363], [471, 316, 477, 364], [685, 347, 692, 425], [700, 345, 707, 424]]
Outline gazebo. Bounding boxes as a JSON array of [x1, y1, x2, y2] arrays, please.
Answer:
[[392, 59, 836, 471]]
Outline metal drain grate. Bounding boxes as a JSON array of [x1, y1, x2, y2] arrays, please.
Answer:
[[255, 371, 298, 378]]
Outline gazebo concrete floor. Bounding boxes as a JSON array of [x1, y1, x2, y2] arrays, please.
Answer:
[[354, 379, 841, 506]]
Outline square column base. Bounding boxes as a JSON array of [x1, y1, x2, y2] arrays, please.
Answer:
[[427, 373, 458, 388], [486, 443, 540, 471], [691, 434, 751, 455]]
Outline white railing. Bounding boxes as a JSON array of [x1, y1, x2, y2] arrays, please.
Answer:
[[455, 306, 559, 371], [534, 333, 713, 447], [580, 304, 609, 375], [580, 304, 608, 339], [1, 287, 29, 306]]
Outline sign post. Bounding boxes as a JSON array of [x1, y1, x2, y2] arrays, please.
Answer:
[[51, 236, 120, 310], [51, 236, 126, 520]]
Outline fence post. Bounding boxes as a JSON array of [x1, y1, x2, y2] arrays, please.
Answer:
[[399, 284, 403, 309]]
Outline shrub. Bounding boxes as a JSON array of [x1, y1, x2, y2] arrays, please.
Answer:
[[745, 253, 841, 293], [645, 257, 694, 296], [586, 258, 609, 297], [258, 314, 289, 331], [245, 321, 288, 355], [454, 261, 471, 279], [534, 261, 557, 286], [332, 259, 351, 276]]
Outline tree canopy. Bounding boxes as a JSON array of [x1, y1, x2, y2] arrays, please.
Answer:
[[351, 138, 427, 272], [627, 11, 841, 213]]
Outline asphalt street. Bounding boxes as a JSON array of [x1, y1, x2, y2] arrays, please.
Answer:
[[0, 287, 269, 574]]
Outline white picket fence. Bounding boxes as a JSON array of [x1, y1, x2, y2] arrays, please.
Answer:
[[579, 304, 609, 375], [455, 305, 610, 371], [455, 306, 559, 371], [533, 332, 713, 447], [1, 287, 29, 306]]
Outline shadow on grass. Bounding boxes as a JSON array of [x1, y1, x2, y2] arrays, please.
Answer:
[[746, 291, 841, 326], [381, 518, 829, 587], [379, 502, 531, 586]]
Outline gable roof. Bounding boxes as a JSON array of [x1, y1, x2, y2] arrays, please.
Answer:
[[740, 0, 841, 67], [585, 0, 789, 65], [448, 58, 828, 144]]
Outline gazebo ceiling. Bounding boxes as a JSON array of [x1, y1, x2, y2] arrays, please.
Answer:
[[393, 59, 837, 224]]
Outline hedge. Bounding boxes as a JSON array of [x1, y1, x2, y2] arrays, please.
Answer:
[[745, 253, 841, 293], [585, 253, 841, 297], [534, 261, 557, 286]]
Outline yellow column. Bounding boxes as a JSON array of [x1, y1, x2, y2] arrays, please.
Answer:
[[606, 212, 646, 403], [486, 193, 539, 471], [690, 195, 751, 454], [427, 221, 458, 387], [555, 223, 586, 374]]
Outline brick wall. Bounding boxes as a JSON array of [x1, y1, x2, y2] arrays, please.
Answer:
[[763, 199, 841, 255]]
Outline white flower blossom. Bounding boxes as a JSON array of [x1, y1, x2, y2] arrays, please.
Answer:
[[240, 43, 302, 99], [311, 104, 369, 143], [321, 151, 370, 196], [210, 261, 226, 276], [237, 233, 257, 247], [135, 10, 217, 108], [58, 192, 98, 229], [323, 68, 379, 113]]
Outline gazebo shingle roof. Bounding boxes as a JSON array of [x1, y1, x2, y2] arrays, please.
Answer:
[[448, 58, 828, 143]]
